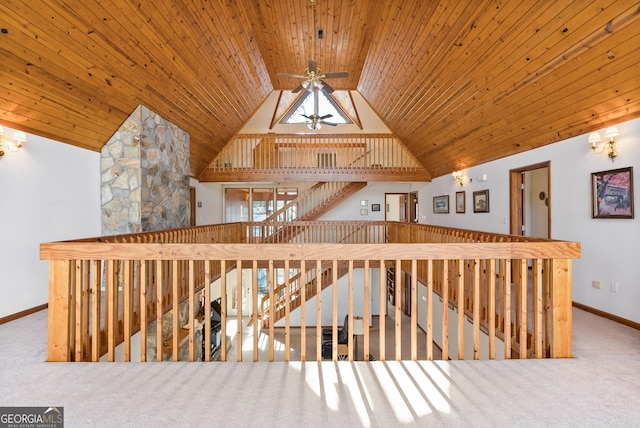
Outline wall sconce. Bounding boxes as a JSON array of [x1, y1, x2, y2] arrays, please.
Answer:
[[0, 125, 27, 159], [588, 126, 619, 161], [452, 170, 464, 186]]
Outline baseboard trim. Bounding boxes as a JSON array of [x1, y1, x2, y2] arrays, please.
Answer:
[[573, 301, 640, 331], [0, 304, 48, 325]]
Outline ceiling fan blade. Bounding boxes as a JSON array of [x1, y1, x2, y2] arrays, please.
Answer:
[[277, 72, 307, 79], [292, 84, 305, 93], [320, 81, 335, 93], [308, 59, 318, 73], [301, 114, 313, 120], [323, 71, 349, 79], [320, 114, 333, 120], [320, 121, 337, 126]]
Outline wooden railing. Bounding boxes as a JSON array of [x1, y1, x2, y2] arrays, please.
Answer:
[[199, 134, 431, 182], [41, 222, 579, 362]]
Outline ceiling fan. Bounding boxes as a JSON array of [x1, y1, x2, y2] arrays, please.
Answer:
[[277, 59, 348, 94]]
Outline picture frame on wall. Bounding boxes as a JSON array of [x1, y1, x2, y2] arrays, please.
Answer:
[[473, 189, 489, 213], [591, 166, 634, 219], [433, 195, 449, 214], [456, 191, 465, 213], [371, 203, 381, 212]]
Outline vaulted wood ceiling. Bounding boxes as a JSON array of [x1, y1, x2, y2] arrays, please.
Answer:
[[1, 1, 639, 179]]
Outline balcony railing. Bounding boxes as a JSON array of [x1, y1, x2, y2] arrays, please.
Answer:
[[41, 222, 579, 362], [199, 134, 431, 181]]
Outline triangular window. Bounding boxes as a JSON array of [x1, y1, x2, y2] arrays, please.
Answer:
[[281, 90, 351, 125]]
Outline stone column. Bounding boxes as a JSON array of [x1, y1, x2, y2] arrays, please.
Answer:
[[101, 105, 190, 235]]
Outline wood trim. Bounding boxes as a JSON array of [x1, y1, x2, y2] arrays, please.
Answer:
[[572, 301, 640, 331], [41, 242, 582, 261], [0, 303, 48, 325]]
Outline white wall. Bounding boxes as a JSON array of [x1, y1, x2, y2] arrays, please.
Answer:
[[320, 182, 423, 221], [0, 130, 101, 318], [419, 118, 640, 323]]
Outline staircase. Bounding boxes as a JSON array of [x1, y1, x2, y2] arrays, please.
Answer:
[[259, 181, 367, 325], [260, 262, 350, 328], [262, 181, 366, 243]]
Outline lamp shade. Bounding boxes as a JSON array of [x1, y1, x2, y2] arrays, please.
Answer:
[[605, 126, 619, 139], [352, 317, 365, 335], [588, 132, 601, 146]]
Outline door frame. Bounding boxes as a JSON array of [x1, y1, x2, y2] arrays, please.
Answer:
[[509, 161, 551, 238], [384, 193, 409, 222]]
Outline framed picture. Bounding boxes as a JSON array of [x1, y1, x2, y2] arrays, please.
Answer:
[[455, 191, 465, 213], [591, 167, 634, 219], [371, 203, 381, 212], [473, 189, 489, 213], [360, 208, 369, 216], [433, 195, 449, 214]]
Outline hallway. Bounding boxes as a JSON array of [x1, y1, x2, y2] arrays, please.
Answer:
[[225, 312, 441, 362], [1, 307, 639, 427]]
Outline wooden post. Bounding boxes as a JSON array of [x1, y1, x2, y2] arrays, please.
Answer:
[[48, 260, 72, 362], [284, 260, 290, 362], [238, 260, 243, 362], [300, 260, 306, 362], [426, 260, 433, 361], [549, 259, 572, 358], [364, 259, 370, 362], [316, 259, 322, 362], [252, 260, 259, 362], [456, 259, 464, 360], [410, 260, 417, 361], [379, 259, 385, 362], [487, 259, 496, 360], [91, 260, 102, 362], [395, 259, 401, 361], [473, 259, 480, 360]]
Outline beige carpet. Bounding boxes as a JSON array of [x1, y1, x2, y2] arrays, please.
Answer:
[[1, 307, 639, 427]]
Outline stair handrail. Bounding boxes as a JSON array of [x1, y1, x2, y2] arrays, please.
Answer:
[[262, 182, 326, 223]]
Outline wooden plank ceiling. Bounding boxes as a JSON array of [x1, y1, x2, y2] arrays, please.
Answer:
[[1, 1, 639, 179]]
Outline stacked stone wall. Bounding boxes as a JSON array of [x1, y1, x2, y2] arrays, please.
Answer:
[[101, 105, 190, 235]]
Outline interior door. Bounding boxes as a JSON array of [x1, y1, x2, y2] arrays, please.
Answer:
[[510, 162, 551, 238], [385, 193, 409, 222]]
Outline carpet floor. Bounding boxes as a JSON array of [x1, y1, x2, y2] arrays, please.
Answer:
[[1, 307, 639, 427]]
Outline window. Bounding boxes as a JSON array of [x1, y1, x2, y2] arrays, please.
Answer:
[[281, 90, 351, 125], [224, 187, 298, 222]]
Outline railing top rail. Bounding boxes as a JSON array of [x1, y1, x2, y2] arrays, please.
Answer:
[[235, 133, 397, 140], [40, 242, 580, 261]]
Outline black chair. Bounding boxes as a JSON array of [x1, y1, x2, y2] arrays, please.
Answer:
[[322, 315, 349, 359], [200, 299, 222, 361]]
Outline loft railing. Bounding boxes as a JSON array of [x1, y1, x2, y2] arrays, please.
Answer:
[[41, 222, 579, 363], [199, 134, 431, 182]]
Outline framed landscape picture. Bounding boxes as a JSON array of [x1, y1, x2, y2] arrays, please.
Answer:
[[473, 189, 489, 213], [433, 195, 449, 214], [456, 191, 465, 213], [591, 167, 634, 219]]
